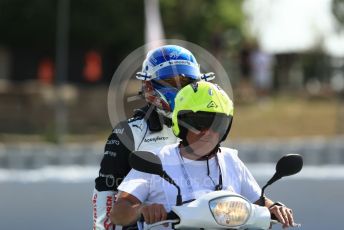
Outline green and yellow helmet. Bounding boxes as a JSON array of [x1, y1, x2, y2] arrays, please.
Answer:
[[172, 81, 234, 142]]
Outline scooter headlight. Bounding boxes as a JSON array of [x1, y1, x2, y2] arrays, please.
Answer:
[[209, 196, 251, 227]]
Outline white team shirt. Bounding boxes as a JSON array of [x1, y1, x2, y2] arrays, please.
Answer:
[[118, 143, 261, 213]]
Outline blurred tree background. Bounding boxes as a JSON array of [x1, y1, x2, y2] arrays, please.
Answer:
[[0, 0, 343, 142], [0, 0, 245, 82]]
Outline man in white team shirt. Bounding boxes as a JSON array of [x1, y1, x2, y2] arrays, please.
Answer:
[[110, 81, 296, 229]]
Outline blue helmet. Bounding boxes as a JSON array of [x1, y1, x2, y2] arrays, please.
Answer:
[[137, 45, 202, 112]]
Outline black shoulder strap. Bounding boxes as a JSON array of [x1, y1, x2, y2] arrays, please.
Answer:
[[146, 108, 163, 132], [131, 104, 172, 132]]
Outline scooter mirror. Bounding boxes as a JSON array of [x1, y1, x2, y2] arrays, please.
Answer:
[[129, 150, 164, 176], [267, 154, 303, 186], [275, 154, 303, 178], [258, 154, 303, 206]]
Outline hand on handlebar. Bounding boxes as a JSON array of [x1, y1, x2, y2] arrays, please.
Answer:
[[269, 204, 296, 228], [140, 203, 168, 225]]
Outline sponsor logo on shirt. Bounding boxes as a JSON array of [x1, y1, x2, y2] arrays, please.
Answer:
[[106, 139, 120, 145], [144, 136, 168, 143], [132, 124, 143, 131], [103, 195, 113, 230], [104, 151, 117, 158], [113, 128, 124, 134], [99, 173, 122, 188], [92, 193, 97, 230]]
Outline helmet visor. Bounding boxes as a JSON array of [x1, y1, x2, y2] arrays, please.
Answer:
[[153, 75, 196, 89], [155, 65, 200, 80], [152, 76, 197, 111], [178, 111, 231, 137]]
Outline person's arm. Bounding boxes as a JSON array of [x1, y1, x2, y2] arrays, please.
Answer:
[[93, 121, 134, 230], [95, 121, 134, 191], [111, 191, 168, 226], [254, 197, 295, 229], [110, 192, 143, 225], [111, 166, 168, 226]]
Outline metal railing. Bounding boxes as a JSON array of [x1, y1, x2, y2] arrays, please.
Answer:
[[0, 136, 343, 169]]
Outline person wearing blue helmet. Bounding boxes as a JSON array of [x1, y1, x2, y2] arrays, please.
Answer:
[[137, 45, 204, 115], [93, 45, 207, 230]]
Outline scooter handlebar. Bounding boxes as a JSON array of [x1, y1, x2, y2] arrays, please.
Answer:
[[139, 211, 179, 222], [166, 211, 179, 220]]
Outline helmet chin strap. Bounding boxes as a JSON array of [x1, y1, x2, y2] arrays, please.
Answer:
[[180, 139, 220, 161], [156, 107, 172, 119]]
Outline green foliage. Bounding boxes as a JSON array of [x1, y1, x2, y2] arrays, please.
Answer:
[[69, 0, 144, 48], [160, 0, 244, 50], [0, 0, 57, 48], [0, 0, 244, 47], [0, 0, 244, 66], [0, 0, 144, 50]]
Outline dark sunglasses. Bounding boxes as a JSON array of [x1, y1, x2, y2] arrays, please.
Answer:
[[178, 111, 231, 135]]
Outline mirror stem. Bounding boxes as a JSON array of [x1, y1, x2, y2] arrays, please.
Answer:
[[257, 173, 281, 206], [176, 193, 182, 206], [257, 184, 269, 206], [161, 171, 183, 206]]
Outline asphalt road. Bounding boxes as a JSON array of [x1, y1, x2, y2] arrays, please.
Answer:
[[0, 166, 343, 230]]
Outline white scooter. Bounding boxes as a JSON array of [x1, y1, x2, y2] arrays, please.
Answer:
[[129, 151, 303, 229]]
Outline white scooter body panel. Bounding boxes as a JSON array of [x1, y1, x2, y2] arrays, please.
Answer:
[[244, 205, 271, 229], [172, 191, 270, 229]]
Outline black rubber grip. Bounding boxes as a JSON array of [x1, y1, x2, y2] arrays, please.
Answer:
[[139, 211, 179, 221], [166, 211, 179, 220]]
